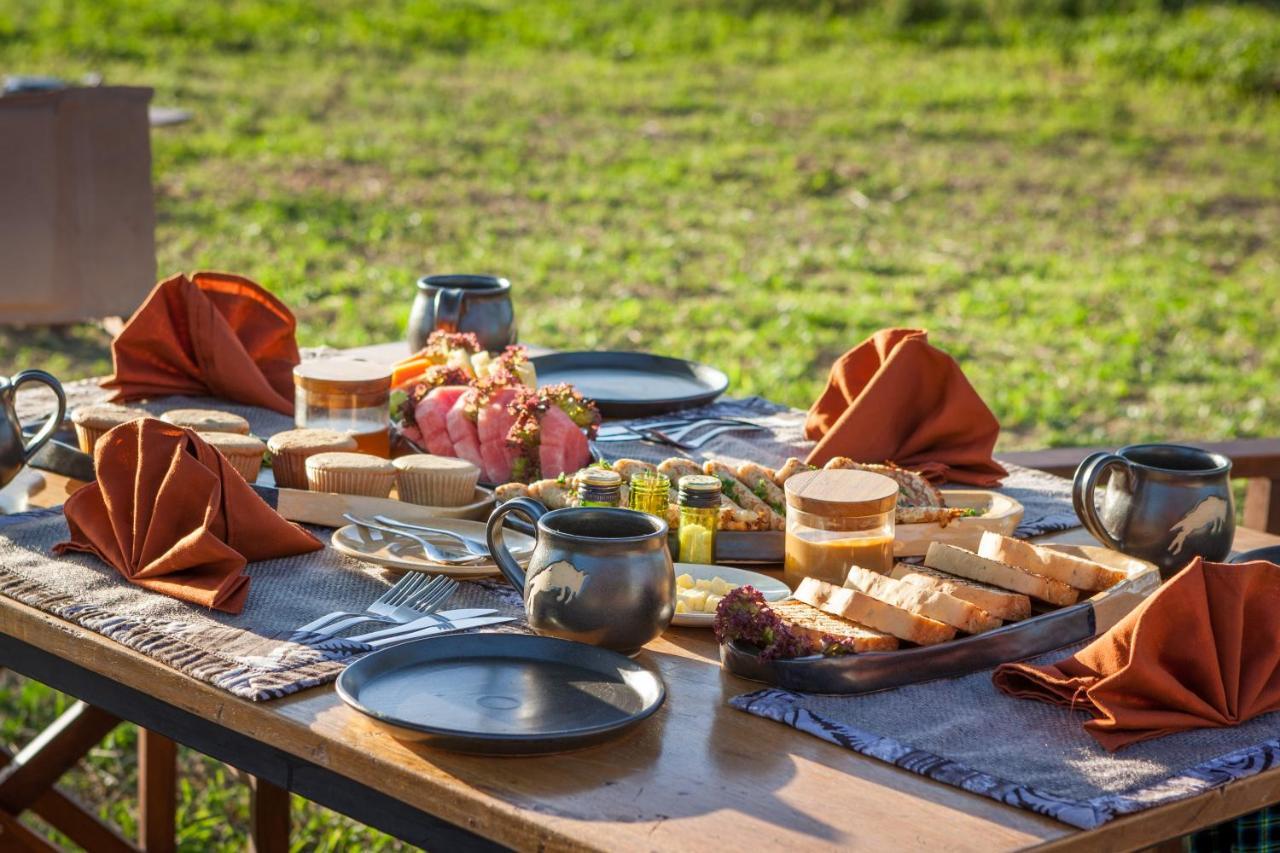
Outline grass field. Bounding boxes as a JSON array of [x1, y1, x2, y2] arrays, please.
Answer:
[[1, 0, 1278, 848]]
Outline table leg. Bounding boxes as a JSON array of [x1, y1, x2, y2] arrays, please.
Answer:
[[249, 775, 290, 853], [138, 729, 176, 853]]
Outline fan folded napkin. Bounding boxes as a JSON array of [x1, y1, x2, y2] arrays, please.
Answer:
[[804, 328, 1006, 486], [54, 419, 322, 614], [101, 271, 300, 415], [993, 558, 1280, 751]]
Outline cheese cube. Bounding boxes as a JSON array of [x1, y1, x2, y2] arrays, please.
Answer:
[[676, 573, 694, 589]]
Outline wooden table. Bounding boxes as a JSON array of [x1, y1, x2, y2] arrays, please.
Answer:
[[4, 484, 1280, 852]]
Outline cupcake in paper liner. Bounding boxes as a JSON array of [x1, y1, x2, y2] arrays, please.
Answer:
[[393, 454, 480, 507]]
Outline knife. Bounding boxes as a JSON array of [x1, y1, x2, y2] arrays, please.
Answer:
[[362, 615, 514, 648], [24, 434, 95, 482], [348, 609, 499, 642]]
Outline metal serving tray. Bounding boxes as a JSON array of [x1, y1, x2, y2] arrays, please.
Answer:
[[720, 544, 1159, 695]]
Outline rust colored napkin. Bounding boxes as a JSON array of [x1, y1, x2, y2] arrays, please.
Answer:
[[804, 328, 1006, 486], [993, 558, 1280, 751], [54, 419, 322, 614], [101, 271, 299, 415]]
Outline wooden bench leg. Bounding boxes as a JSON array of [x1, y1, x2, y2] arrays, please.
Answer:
[[0, 701, 121, 814], [138, 730, 176, 853], [0, 700, 137, 852], [249, 775, 290, 853], [1244, 477, 1280, 535]]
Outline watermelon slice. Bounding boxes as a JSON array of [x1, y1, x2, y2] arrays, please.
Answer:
[[538, 405, 590, 480], [413, 385, 468, 457], [445, 391, 485, 472], [477, 387, 521, 483]]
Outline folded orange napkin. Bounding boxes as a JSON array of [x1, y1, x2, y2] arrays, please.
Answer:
[[54, 419, 322, 614], [804, 328, 1006, 486], [101, 271, 300, 415], [993, 558, 1280, 751]]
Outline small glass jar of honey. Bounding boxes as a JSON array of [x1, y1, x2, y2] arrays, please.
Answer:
[[293, 359, 392, 457], [783, 468, 898, 588]]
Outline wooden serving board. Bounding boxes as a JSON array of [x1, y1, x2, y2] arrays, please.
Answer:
[[715, 490, 1024, 564], [894, 489, 1023, 557], [252, 485, 495, 528]]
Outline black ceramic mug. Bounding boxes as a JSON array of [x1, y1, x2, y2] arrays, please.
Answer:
[[1072, 443, 1234, 580], [0, 370, 66, 490], [407, 274, 517, 354]]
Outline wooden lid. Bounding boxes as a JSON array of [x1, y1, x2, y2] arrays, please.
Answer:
[[784, 469, 898, 517], [293, 359, 391, 397]]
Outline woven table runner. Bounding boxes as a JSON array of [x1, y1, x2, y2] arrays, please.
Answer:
[[731, 646, 1280, 829], [0, 510, 526, 701]]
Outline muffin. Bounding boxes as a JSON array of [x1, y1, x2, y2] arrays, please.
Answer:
[[161, 408, 250, 435], [72, 404, 150, 454], [393, 454, 480, 507], [305, 452, 396, 498], [199, 432, 267, 482], [266, 428, 359, 490]]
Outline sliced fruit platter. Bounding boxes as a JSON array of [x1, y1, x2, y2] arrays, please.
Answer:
[[390, 332, 600, 485], [495, 454, 1023, 563], [717, 532, 1159, 694]]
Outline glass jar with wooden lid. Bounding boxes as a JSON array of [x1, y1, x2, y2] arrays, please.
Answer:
[[293, 359, 392, 457], [783, 468, 898, 588]]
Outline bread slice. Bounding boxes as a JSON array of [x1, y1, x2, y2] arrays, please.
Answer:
[[924, 542, 1078, 607], [843, 565, 1002, 634], [977, 532, 1127, 592], [795, 577, 956, 646], [890, 564, 1032, 621], [769, 599, 899, 652]]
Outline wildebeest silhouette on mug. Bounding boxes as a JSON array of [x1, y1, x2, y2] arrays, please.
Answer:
[[1168, 495, 1229, 556], [530, 560, 590, 604]]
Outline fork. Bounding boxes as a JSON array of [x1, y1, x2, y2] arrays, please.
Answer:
[[311, 577, 459, 636], [371, 515, 490, 557], [344, 514, 488, 565], [295, 573, 447, 634]]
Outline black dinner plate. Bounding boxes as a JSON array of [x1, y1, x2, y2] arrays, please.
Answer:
[[530, 351, 729, 418], [335, 633, 666, 754]]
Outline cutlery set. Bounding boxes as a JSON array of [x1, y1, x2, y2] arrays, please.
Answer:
[[296, 550, 513, 646], [594, 417, 764, 450]]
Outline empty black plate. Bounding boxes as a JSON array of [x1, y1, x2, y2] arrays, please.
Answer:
[[531, 351, 729, 417], [335, 633, 666, 755]]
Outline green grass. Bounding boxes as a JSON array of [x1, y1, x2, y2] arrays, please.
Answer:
[[1, 0, 1278, 848]]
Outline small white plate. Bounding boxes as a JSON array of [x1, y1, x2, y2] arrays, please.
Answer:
[[670, 563, 791, 628], [331, 518, 533, 578]]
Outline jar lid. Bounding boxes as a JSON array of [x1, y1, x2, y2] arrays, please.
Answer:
[[678, 474, 721, 494], [293, 359, 392, 394], [580, 468, 622, 488], [784, 468, 898, 517]]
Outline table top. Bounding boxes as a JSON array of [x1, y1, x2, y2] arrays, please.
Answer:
[[6, 475, 1280, 853], [9, 346, 1280, 850]]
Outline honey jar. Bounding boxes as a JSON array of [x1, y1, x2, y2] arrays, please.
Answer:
[[783, 468, 898, 588], [293, 359, 393, 457]]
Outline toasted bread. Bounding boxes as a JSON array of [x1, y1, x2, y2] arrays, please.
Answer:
[[844, 565, 1001, 634], [795, 577, 956, 645], [769, 599, 899, 653], [977, 532, 1127, 592], [924, 543, 1078, 606], [890, 564, 1032, 621]]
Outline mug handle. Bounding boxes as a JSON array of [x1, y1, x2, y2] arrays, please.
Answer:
[[432, 287, 465, 333], [13, 370, 66, 463], [1072, 451, 1127, 551], [486, 497, 547, 592]]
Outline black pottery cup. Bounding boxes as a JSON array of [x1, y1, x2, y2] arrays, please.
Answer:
[[1072, 443, 1234, 580], [486, 498, 675, 655], [0, 370, 66, 490], [408, 274, 517, 354]]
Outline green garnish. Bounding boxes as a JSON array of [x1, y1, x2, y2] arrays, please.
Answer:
[[556, 471, 568, 485], [959, 507, 984, 517], [752, 480, 785, 515], [716, 474, 739, 504]]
